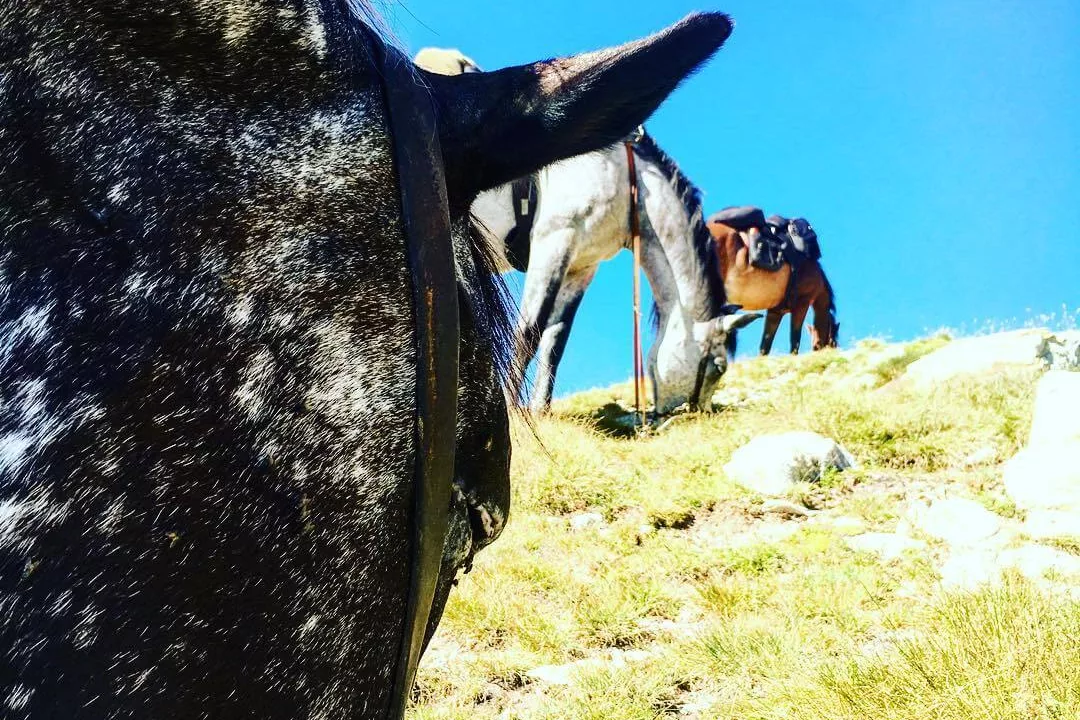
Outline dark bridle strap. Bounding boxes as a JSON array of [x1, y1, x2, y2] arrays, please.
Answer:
[[374, 40, 460, 720]]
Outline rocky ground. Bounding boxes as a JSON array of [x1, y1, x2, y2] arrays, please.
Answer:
[[408, 328, 1080, 720]]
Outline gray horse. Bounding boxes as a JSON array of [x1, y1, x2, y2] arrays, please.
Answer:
[[418, 49, 760, 417], [474, 135, 760, 415], [0, 1, 733, 717]]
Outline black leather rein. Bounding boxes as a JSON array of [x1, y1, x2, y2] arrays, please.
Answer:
[[373, 39, 460, 720]]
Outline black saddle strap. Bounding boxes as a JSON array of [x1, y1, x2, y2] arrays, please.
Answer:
[[504, 175, 537, 272], [374, 39, 460, 720]]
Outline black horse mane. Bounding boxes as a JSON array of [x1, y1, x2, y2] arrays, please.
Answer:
[[635, 132, 725, 329]]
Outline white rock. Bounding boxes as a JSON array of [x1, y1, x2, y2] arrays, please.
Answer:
[[904, 330, 1050, 388], [761, 499, 811, 518], [525, 649, 653, 686], [905, 498, 1002, 546], [526, 664, 575, 686], [940, 550, 1002, 590], [1028, 371, 1080, 447], [999, 544, 1080, 580], [1044, 331, 1080, 372], [569, 512, 605, 532], [1023, 510, 1080, 540], [724, 432, 857, 496], [961, 446, 998, 468], [846, 533, 927, 561], [1003, 442, 1080, 511]]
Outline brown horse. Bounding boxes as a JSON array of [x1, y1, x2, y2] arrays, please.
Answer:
[[708, 219, 838, 355]]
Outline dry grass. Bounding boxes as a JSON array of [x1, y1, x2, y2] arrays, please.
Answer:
[[408, 338, 1077, 720]]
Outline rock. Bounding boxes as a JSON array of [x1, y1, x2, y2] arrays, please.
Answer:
[[1023, 510, 1080, 540], [940, 543, 1080, 591], [569, 512, 605, 532], [724, 432, 857, 496], [1004, 442, 1080, 511], [999, 544, 1080, 580], [903, 329, 1050, 388], [526, 664, 575, 686], [1029, 372, 1080, 447], [846, 533, 927, 561], [961, 446, 998, 468], [525, 650, 653, 686], [1044, 331, 1080, 371], [940, 550, 1001, 590], [904, 498, 1002, 546], [760, 499, 812, 518]]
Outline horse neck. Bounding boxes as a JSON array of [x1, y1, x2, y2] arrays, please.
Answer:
[[636, 154, 722, 324], [639, 236, 684, 328], [810, 264, 836, 344]]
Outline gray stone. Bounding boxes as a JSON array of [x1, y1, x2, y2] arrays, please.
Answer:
[[1000, 544, 1080, 580], [1029, 372, 1080, 447], [1023, 510, 1080, 540], [905, 498, 1002, 546], [569, 512, 605, 532], [761, 499, 812, 518], [1043, 331, 1080, 372], [940, 550, 1001, 590], [724, 431, 857, 496], [961, 446, 998, 468], [525, 649, 653, 686], [1003, 442, 1080, 512], [904, 330, 1050, 388]]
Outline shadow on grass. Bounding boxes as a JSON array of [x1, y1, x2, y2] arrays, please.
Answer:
[[556, 402, 737, 439]]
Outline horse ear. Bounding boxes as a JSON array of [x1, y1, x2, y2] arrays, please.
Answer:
[[425, 12, 733, 209], [722, 312, 762, 334]]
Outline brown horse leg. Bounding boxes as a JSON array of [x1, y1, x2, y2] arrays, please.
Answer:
[[759, 309, 784, 356], [789, 301, 810, 355]]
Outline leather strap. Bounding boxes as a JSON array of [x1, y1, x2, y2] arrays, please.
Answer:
[[625, 140, 646, 427], [374, 39, 460, 720]]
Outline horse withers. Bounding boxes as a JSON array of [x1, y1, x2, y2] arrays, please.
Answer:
[[0, 2, 734, 717], [708, 214, 839, 355]]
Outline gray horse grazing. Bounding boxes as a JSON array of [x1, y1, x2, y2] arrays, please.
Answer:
[[417, 50, 759, 416], [0, 1, 733, 717], [472, 135, 760, 415]]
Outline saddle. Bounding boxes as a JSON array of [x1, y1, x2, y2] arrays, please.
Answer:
[[711, 206, 786, 272], [503, 175, 538, 272], [713, 207, 823, 275], [768, 214, 822, 262]]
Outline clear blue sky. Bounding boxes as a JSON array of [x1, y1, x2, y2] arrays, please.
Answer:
[[389, 0, 1079, 397]]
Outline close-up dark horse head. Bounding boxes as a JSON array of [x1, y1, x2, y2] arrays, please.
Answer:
[[0, 1, 732, 716]]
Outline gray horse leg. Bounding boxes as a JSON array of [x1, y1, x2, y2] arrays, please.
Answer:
[[510, 232, 575, 406], [759, 309, 784, 356], [530, 270, 595, 414]]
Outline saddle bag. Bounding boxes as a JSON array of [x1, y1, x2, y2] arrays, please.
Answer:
[[787, 217, 821, 261], [744, 228, 786, 272]]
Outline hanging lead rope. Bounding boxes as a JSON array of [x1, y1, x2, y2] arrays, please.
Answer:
[[624, 135, 647, 429]]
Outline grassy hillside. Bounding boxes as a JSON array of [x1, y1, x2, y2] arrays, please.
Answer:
[[408, 337, 1079, 720]]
